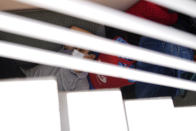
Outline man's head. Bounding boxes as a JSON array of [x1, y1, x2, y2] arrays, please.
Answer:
[[64, 26, 96, 60]]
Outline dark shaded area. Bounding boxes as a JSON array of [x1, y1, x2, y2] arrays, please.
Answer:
[[105, 26, 141, 46], [121, 84, 135, 99], [0, 57, 25, 79]]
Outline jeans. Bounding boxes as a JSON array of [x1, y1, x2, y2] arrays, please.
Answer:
[[135, 37, 194, 98]]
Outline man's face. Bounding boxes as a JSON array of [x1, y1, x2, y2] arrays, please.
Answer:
[[74, 48, 96, 60]]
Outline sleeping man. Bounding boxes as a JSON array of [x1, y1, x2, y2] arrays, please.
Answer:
[[23, 26, 96, 91]]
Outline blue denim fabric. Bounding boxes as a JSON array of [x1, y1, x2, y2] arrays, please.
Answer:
[[135, 37, 194, 98], [191, 74, 196, 81]]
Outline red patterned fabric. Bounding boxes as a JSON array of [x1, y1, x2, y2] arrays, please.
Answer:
[[126, 0, 178, 25], [89, 37, 136, 89]]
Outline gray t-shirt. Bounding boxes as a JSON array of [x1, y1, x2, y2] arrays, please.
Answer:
[[23, 48, 89, 91]]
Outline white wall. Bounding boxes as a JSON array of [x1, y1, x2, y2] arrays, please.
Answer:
[[0, 0, 139, 11], [90, 0, 139, 10], [0, 0, 35, 10]]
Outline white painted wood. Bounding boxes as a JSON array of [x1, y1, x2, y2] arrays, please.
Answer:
[[125, 97, 174, 131], [1, 41, 196, 91], [90, 0, 139, 10], [58, 92, 70, 131], [16, 0, 196, 51], [65, 89, 128, 131], [125, 97, 196, 131], [1, 12, 196, 77], [0, 0, 138, 11], [2, 40, 196, 91], [174, 106, 196, 131], [0, 78, 61, 131]]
